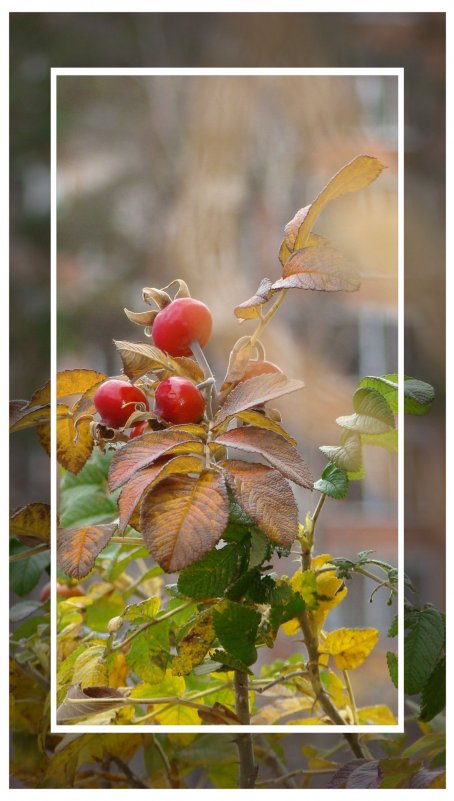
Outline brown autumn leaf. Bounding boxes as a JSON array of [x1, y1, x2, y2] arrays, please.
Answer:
[[234, 277, 275, 320], [214, 372, 305, 426], [57, 523, 117, 579], [272, 242, 360, 293], [57, 406, 94, 474], [172, 356, 205, 383], [197, 702, 241, 725], [124, 307, 159, 327], [140, 470, 229, 572], [113, 340, 172, 380], [9, 403, 50, 433], [222, 336, 254, 387], [293, 155, 385, 251], [117, 455, 203, 532], [108, 429, 203, 491], [56, 685, 130, 724], [142, 286, 172, 307], [221, 460, 299, 548], [214, 426, 313, 488], [236, 409, 297, 445], [279, 204, 311, 265], [10, 503, 51, 546], [30, 369, 107, 406]]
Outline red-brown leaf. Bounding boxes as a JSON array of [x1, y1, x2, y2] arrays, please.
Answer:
[[214, 426, 313, 488], [117, 455, 203, 533], [108, 430, 202, 491], [214, 373, 304, 426], [220, 460, 299, 548], [58, 524, 117, 579], [272, 242, 360, 293], [140, 470, 229, 572]]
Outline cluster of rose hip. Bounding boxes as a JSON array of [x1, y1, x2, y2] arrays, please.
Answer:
[[93, 296, 281, 434]]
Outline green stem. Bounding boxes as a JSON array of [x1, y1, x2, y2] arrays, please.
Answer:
[[343, 669, 359, 724], [9, 543, 49, 562], [249, 290, 288, 347]]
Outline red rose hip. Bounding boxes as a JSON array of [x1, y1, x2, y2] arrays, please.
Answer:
[[129, 421, 148, 439], [94, 379, 149, 428], [152, 297, 212, 357], [155, 376, 205, 424]]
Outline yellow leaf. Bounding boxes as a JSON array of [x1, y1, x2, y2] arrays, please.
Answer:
[[252, 696, 313, 724], [172, 610, 215, 676], [73, 646, 108, 688], [10, 503, 50, 545], [321, 627, 379, 670], [108, 653, 129, 689], [357, 705, 397, 725], [320, 669, 349, 709], [153, 702, 201, 726], [57, 406, 94, 473], [282, 617, 300, 637]]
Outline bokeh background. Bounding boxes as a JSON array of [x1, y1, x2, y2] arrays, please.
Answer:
[[56, 72, 398, 710], [10, 7, 445, 779]]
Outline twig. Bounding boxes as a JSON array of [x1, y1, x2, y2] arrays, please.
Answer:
[[233, 670, 258, 789], [151, 735, 173, 788], [343, 669, 359, 725], [9, 543, 49, 562], [253, 668, 308, 693], [109, 536, 145, 545], [353, 566, 396, 594], [256, 767, 337, 787], [110, 757, 150, 789], [256, 735, 299, 789], [111, 601, 192, 651]]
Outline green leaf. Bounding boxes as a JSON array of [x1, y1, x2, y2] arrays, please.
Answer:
[[126, 620, 171, 683], [59, 489, 118, 528], [85, 592, 126, 632], [359, 374, 435, 416], [387, 651, 398, 688], [314, 464, 349, 499], [336, 387, 395, 435], [122, 597, 161, 623], [213, 601, 261, 665], [388, 615, 398, 637], [60, 448, 113, 489], [320, 431, 362, 472], [248, 528, 272, 568], [10, 542, 50, 596], [178, 544, 241, 600], [419, 657, 445, 722], [404, 606, 444, 695], [362, 429, 398, 452], [9, 600, 43, 622], [209, 649, 254, 674], [269, 581, 305, 629]]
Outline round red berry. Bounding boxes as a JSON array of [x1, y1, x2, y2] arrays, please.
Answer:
[[152, 298, 212, 357], [155, 376, 205, 424], [94, 379, 149, 428], [129, 421, 148, 439]]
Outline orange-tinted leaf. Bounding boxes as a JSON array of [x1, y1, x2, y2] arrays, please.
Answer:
[[108, 429, 202, 491], [272, 242, 360, 293], [30, 369, 107, 406], [58, 523, 117, 579], [214, 373, 304, 426], [172, 357, 205, 383], [221, 460, 298, 547], [9, 403, 50, 432], [234, 278, 275, 320], [279, 204, 311, 265], [117, 455, 203, 532], [294, 155, 385, 250], [113, 340, 171, 380], [222, 337, 254, 386], [215, 426, 313, 488], [198, 703, 240, 725], [236, 409, 296, 445], [140, 470, 229, 572], [10, 503, 51, 545], [57, 407, 94, 474]]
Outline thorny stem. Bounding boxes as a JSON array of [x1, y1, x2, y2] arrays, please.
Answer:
[[233, 670, 258, 789], [9, 543, 49, 562], [111, 601, 192, 652], [343, 669, 359, 725], [297, 491, 367, 759]]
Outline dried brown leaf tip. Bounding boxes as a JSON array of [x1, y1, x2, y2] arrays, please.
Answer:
[[234, 278, 275, 320], [272, 242, 360, 293]]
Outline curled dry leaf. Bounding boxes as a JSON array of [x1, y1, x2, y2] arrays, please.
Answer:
[[142, 286, 172, 308], [234, 277, 275, 320], [108, 430, 203, 491], [214, 372, 305, 426], [221, 336, 253, 387], [117, 455, 204, 532], [140, 470, 229, 572], [161, 278, 191, 299], [197, 703, 241, 725], [9, 403, 50, 433], [113, 340, 172, 380], [57, 406, 94, 474], [10, 503, 51, 546], [272, 242, 360, 293], [124, 307, 159, 327], [172, 356, 205, 384], [279, 204, 311, 265], [58, 523, 117, 579], [221, 460, 299, 548], [56, 684, 130, 724], [214, 426, 313, 489]]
